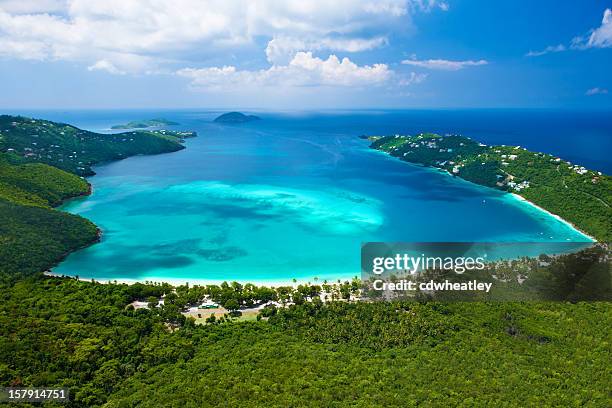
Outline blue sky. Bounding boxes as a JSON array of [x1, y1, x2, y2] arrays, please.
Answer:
[[0, 0, 610, 109]]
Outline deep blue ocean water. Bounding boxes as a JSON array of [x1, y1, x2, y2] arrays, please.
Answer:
[[8, 109, 609, 284]]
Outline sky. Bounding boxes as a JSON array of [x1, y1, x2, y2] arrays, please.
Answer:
[[0, 0, 610, 109]]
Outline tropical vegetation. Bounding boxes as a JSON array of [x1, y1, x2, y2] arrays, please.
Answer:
[[371, 133, 612, 241], [0, 117, 610, 407]]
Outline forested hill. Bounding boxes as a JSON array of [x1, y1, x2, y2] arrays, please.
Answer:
[[0, 153, 98, 280], [370, 134, 612, 241], [0, 115, 195, 176], [0, 115, 196, 281]]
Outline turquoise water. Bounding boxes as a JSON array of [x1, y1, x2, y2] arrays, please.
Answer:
[[49, 110, 598, 284]]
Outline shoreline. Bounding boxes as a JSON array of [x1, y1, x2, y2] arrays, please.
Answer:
[[43, 271, 349, 288], [370, 144, 597, 242], [509, 193, 596, 242], [48, 134, 597, 287]]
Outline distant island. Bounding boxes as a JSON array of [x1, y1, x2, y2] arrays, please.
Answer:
[[213, 112, 261, 123], [111, 118, 179, 129], [369, 133, 611, 241]]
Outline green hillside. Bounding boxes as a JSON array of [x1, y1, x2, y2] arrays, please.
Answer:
[[0, 115, 196, 281], [0, 115, 194, 176], [0, 152, 98, 280], [371, 134, 612, 241], [0, 153, 90, 207], [0, 199, 98, 280]]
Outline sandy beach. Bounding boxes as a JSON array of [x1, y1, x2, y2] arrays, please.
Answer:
[[509, 193, 597, 242], [43, 270, 330, 287]]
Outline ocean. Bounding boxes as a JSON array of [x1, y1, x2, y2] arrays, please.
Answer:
[[9, 109, 608, 284]]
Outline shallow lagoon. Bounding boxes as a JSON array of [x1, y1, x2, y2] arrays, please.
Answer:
[[51, 110, 598, 284]]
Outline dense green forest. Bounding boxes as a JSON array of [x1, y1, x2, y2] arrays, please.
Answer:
[[0, 152, 98, 281], [0, 199, 98, 281], [1, 276, 610, 407], [0, 153, 89, 207], [0, 116, 610, 406], [371, 134, 612, 241], [0, 115, 194, 176]]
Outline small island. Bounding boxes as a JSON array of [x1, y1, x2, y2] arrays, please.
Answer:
[[213, 112, 261, 123], [111, 118, 179, 129], [369, 133, 611, 241]]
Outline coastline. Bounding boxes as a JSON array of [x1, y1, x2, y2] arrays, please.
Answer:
[[47, 132, 597, 287], [509, 193, 596, 242], [369, 143, 598, 243], [43, 270, 347, 288]]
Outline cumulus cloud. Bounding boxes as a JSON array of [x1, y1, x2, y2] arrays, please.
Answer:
[[585, 8, 612, 48], [0, 0, 446, 74], [586, 87, 608, 96], [398, 72, 427, 86], [87, 60, 125, 75], [529, 8, 612, 55], [401, 57, 488, 70], [525, 44, 566, 57], [265, 36, 388, 64], [177, 51, 391, 90]]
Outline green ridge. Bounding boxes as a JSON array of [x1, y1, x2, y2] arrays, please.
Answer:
[[370, 133, 612, 241], [0, 115, 195, 176]]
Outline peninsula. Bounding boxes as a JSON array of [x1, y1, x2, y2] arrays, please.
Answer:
[[0, 115, 195, 176], [0, 115, 196, 280], [111, 118, 179, 129], [370, 133, 611, 241], [213, 111, 261, 123]]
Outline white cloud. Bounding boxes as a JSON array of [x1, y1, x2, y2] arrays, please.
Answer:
[[177, 51, 392, 90], [402, 0, 449, 13], [525, 44, 566, 57], [586, 8, 612, 48], [401, 57, 488, 70], [531, 8, 612, 55], [0, 0, 446, 74], [586, 87, 608, 96], [265, 36, 388, 64], [87, 60, 125, 75], [0, 0, 66, 14], [398, 72, 427, 86], [0, 38, 48, 59]]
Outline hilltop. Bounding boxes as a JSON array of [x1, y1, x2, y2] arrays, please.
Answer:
[[370, 133, 612, 241], [0, 115, 195, 176], [213, 111, 261, 123]]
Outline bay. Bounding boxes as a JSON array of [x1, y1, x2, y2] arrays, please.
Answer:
[[16, 109, 604, 284]]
